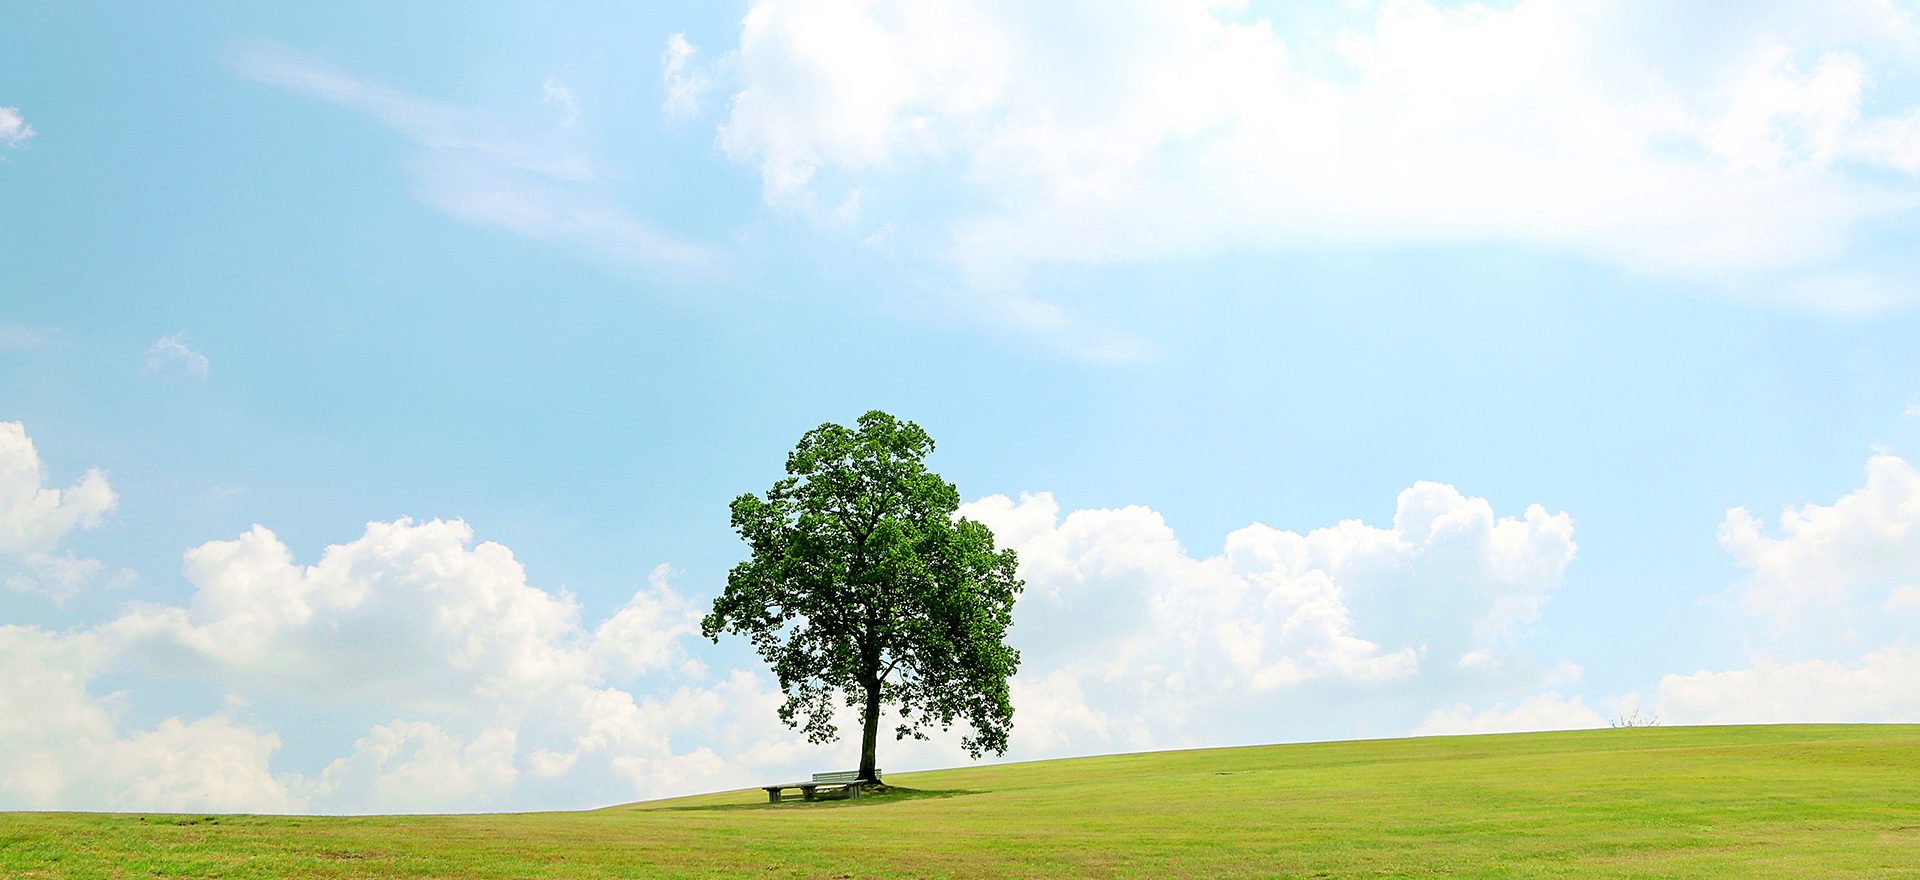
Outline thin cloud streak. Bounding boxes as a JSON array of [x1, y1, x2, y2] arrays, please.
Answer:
[[228, 41, 716, 279], [0, 323, 59, 352]]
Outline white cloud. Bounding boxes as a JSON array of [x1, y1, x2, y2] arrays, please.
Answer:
[[0, 422, 117, 600], [306, 721, 518, 812], [0, 474, 1590, 812], [40, 425, 1920, 808], [1857, 106, 1920, 174], [662, 34, 713, 117], [1652, 452, 1920, 727], [591, 563, 703, 677], [229, 42, 714, 278], [145, 333, 210, 377], [1654, 641, 1920, 725], [710, 0, 1920, 307], [1719, 454, 1920, 621], [0, 588, 787, 814], [1412, 691, 1608, 736], [0, 107, 32, 148], [112, 518, 613, 704], [0, 423, 115, 556], [962, 481, 1577, 749], [0, 625, 301, 812], [73, 516, 847, 812], [0, 410, 1599, 809]]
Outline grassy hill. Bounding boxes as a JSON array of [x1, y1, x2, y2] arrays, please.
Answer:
[[7, 724, 1919, 878]]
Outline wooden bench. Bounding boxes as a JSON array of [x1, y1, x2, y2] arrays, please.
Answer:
[[762, 770, 878, 803]]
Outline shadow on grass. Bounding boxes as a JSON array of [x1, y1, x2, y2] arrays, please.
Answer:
[[646, 787, 982, 812]]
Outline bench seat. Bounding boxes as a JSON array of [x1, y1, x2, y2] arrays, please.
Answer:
[[763, 770, 880, 803]]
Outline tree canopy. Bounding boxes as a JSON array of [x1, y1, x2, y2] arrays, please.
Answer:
[[702, 411, 1023, 783]]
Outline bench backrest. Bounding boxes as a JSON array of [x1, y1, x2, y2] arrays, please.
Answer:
[[811, 770, 877, 783]]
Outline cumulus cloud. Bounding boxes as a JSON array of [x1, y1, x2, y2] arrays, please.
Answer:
[[0, 625, 300, 812], [28, 423, 1920, 810], [1622, 452, 1920, 727], [962, 481, 1578, 749], [0, 473, 1593, 812], [0, 106, 32, 148], [10, 515, 840, 813], [592, 563, 703, 678], [1257, 450, 1920, 740], [709, 0, 1920, 307], [0, 422, 117, 600], [1654, 641, 1920, 725], [306, 721, 519, 812], [229, 41, 714, 278], [0, 424, 115, 556], [1719, 454, 1920, 621], [144, 334, 210, 377], [0, 405, 1593, 809], [111, 518, 598, 703]]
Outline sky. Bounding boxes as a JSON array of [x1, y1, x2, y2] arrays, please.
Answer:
[[5, 0, 1920, 814]]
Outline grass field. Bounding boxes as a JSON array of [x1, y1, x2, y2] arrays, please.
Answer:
[[6, 724, 1919, 878]]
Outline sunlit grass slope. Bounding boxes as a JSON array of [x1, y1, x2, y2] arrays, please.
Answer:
[[8, 724, 1919, 878]]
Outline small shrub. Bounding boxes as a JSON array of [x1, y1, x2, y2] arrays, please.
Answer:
[[1610, 709, 1659, 728]]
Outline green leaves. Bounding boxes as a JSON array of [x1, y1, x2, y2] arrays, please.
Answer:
[[703, 411, 1022, 767]]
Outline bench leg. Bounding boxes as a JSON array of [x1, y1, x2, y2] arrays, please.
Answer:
[[767, 789, 781, 803]]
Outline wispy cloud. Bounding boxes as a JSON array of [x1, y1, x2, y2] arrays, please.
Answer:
[[542, 78, 580, 127], [145, 334, 209, 377], [0, 106, 34, 148], [0, 322, 59, 351], [228, 41, 715, 278], [661, 34, 712, 118]]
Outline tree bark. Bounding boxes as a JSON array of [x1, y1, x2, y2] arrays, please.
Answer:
[[859, 677, 882, 784]]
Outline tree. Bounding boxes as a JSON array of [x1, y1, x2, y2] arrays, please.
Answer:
[[703, 411, 1022, 785]]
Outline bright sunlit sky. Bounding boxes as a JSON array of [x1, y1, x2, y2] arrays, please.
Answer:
[[8, 0, 1920, 814]]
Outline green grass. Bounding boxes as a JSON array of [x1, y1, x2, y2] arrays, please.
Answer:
[[7, 724, 1919, 878]]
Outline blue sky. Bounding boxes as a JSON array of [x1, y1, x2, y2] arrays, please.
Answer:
[[7, 0, 1920, 813]]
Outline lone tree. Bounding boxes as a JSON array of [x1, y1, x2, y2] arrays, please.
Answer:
[[703, 411, 1022, 785]]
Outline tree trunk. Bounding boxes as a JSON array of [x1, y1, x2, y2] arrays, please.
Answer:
[[859, 677, 882, 784]]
